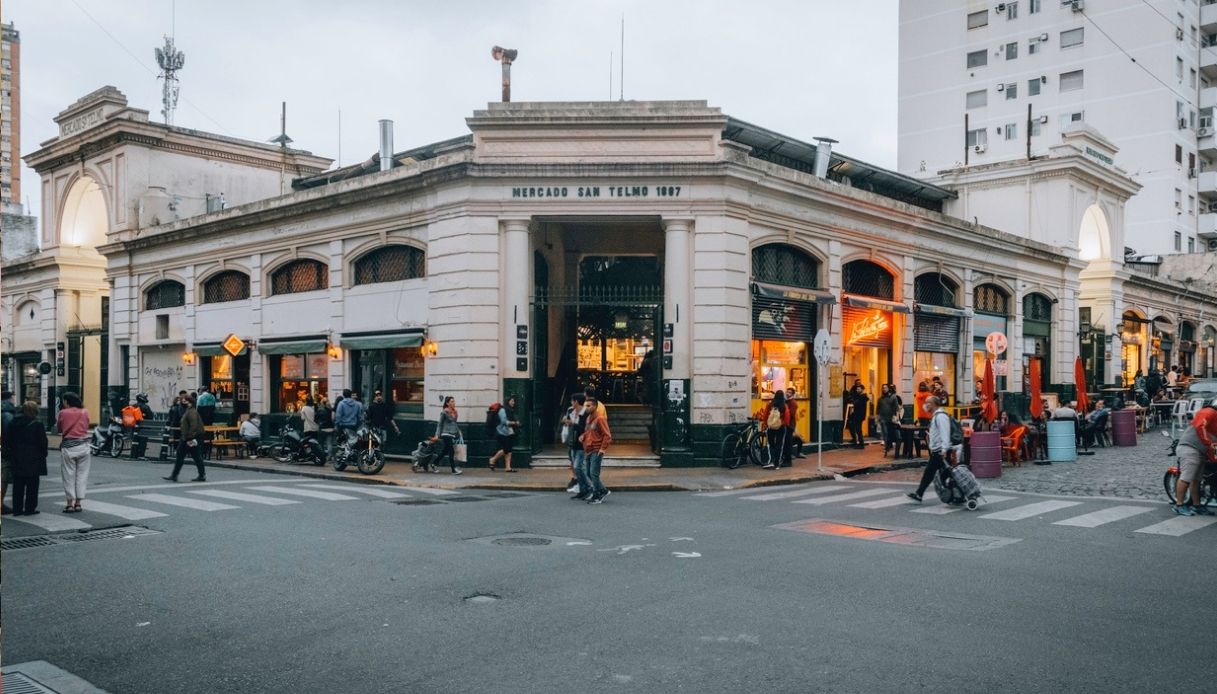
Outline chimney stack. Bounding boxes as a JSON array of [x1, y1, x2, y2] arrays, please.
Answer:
[[812, 137, 838, 179], [491, 46, 519, 102], [378, 119, 394, 172]]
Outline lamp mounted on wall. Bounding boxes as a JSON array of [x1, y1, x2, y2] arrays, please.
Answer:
[[326, 343, 342, 360], [182, 352, 196, 365], [420, 339, 439, 358]]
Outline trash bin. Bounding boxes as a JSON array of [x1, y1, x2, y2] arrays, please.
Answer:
[[1047, 420, 1077, 462], [1110, 409, 1137, 447], [969, 431, 1002, 478]]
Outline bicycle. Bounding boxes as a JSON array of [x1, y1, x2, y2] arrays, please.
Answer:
[[1161, 431, 1217, 507], [720, 418, 768, 469]]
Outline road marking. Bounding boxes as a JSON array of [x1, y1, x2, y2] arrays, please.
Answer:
[[188, 490, 301, 506], [1053, 505, 1154, 528], [978, 500, 1082, 521], [76, 499, 168, 520], [740, 485, 849, 501], [398, 486, 460, 496], [979, 495, 1018, 505], [5, 512, 92, 532], [910, 505, 962, 515], [38, 478, 311, 498], [247, 486, 359, 501], [129, 493, 240, 511], [695, 488, 767, 497], [1134, 515, 1217, 536], [791, 488, 897, 506], [850, 494, 921, 509], [300, 484, 412, 498]]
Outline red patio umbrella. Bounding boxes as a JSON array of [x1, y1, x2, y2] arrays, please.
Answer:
[[1029, 359, 1043, 421], [1074, 356, 1090, 414], [982, 357, 999, 424]]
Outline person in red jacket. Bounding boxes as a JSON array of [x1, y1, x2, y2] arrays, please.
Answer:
[[759, 389, 793, 470]]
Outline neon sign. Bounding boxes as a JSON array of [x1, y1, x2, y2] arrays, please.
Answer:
[[848, 311, 891, 345]]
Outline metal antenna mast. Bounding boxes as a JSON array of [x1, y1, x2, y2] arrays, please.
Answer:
[[155, 33, 185, 125]]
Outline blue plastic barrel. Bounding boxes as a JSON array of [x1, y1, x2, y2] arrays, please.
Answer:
[[1047, 420, 1077, 462]]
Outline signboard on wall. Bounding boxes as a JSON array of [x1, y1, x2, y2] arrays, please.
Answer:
[[841, 306, 893, 349], [752, 298, 813, 342]]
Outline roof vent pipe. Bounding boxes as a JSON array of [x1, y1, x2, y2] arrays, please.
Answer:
[[378, 119, 394, 172], [812, 137, 838, 179]]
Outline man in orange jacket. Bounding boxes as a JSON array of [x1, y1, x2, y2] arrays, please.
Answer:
[[580, 394, 613, 504]]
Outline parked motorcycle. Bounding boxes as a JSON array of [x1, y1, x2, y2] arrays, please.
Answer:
[[265, 429, 326, 466], [90, 416, 127, 457], [1162, 430, 1217, 507], [331, 426, 385, 475]]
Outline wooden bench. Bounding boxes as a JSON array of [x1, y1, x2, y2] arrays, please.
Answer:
[[207, 439, 248, 460]]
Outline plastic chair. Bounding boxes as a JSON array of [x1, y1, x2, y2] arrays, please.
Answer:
[[1171, 400, 1192, 435], [1001, 425, 1027, 465]]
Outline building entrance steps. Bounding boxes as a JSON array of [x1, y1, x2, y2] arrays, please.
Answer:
[[531, 443, 659, 468], [601, 404, 653, 443]]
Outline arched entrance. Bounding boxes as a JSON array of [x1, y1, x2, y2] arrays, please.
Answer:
[[841, 259, 906, 438], [56, 176, 112, 419], [1078, 204, 1111, 262], [59, 176, 110, 249]]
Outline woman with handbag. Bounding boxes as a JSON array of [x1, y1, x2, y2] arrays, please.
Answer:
[[3, 400, 49, 515], [435, 396, 463, 475]]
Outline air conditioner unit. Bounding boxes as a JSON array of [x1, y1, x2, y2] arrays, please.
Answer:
[[996, 3, 1006, 12], [1040, 33, 1049, 42], [1069, 0, 1084, 11], [1040, 75, 1048, 83], [1180, 118, 1189, 129], [1200, 127, 1213, 137], [1209, 202, 1217, 213], [974, 144, 987, 154], [997, 83, 1005, 91], [1209, 239, 1217, 251], [1177, 28, 1185, 41], [1038, 115, 1049, 124]]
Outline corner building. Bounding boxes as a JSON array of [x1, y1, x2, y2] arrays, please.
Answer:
[[16, 98, 1098, 465]]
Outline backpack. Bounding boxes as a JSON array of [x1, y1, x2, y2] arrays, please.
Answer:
[[766, 403, 784, 430], [936, 410, 964, 446], [485, 403, 502, 437]]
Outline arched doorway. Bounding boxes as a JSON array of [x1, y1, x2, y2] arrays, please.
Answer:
[[59, 176, 110, 250], [1202, 326, 1217, 378], [1023, 293, 1054, 392], [841, 259, 905, 437], [57, 176, 112, 420], [1179, 321, 1197, 375], [1120, 310, 1149, 384], [1078, 204, 1111, 262], [913, 273, 964, 401], [973, 283, 1011, 391]]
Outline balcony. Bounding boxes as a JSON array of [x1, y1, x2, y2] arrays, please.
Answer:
[[1200, 212, 1217, 240], [1203, 2, 1217, 33], [1202, 46, 1217, 80], [1200, 170, 1217, 195]]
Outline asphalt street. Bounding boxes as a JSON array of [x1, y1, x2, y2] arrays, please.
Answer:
[[2, 457, 1214, 694]]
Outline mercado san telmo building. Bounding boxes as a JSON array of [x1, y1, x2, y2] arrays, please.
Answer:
[[5, 88, 1216, 465]]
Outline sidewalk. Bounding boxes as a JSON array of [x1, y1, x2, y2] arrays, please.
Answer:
[[64, 435, 920, 492]]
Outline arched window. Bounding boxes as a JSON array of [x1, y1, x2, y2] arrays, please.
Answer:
[[353, 245, 426, 285], [751, 244, 821, 289], [973, 283, 1009, 315], [1180, 322, 1196, 342], [842, 260, 894, 299], [1023, 293, 1053, 322], [914, 273, 959, 308], [145, 280, 185, 310], [270, 259, 328, 296], [202, 271, 250, 304]]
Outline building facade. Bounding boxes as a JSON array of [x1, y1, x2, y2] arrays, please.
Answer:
[[899, 0, 1217, 255], [1, 22, 19, 214]]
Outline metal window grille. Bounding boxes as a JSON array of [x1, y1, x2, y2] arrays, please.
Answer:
[[751, 244, 821, 289], [202, 271, 250, 304], [271, 260, 328, 295], [914, 274, 958, 308], [973, 284, 1009, 315], [144, 281, 185, 310], [842, 260, 894, 299], [1023, 293, 1053, 322], [354, 246, 425, 285]]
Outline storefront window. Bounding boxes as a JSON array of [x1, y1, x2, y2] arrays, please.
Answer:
[[272, 353, 328, 413], [391, 348, 424, 407], [752, 340, 807, 400], [914, 352, 956, 395]]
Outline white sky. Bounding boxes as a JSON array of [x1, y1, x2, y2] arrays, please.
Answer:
[[6, 0, 898, 231]]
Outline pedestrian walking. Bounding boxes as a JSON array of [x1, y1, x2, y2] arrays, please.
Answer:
[[759, 389, 792, 469], [563, 393, 588, 494], [3, 400, 49, 516], [434, 396, 463, 475], [196, 386, 217, 425], [163, 394, 207, 482], [487, 395, 520, 472], [784, 387, 806, 459], [906, 396, 952, 503], [580, 394, 613, 503], [56, 391, 92, 513], [2, 389, 17, 514], [876, 384, 902, 456]]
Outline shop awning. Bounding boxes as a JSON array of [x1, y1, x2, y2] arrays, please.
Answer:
[[257, 339, 328, 355], [843, 295, 911, 314], [752, 282, 837, 305], [194, 344, 247, 357], [340, 332, 424, 350], [914, 303, 973, 318]]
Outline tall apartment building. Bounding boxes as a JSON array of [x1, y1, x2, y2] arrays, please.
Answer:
[[899, 0, 1217, 256], [2, 22, 20, 214]]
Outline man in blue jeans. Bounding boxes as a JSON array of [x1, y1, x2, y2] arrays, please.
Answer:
[[579, 394, 614, 504]]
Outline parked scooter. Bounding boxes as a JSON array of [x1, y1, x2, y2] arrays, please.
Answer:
[[264, 428, 326, 466], [90, 416, 127, 457], [331, 426, 386, 475]]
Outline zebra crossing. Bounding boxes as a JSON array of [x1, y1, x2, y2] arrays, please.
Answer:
[[697, 483, 1215, 537], [5, 481, 486, 533]]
